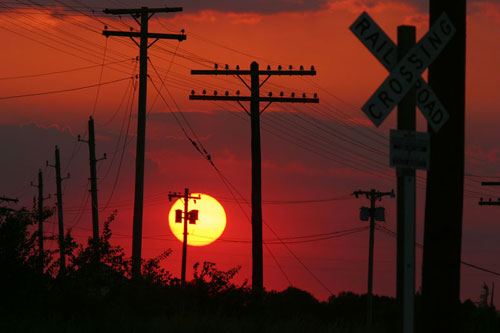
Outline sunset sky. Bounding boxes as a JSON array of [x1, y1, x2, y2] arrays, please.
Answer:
[[1, 0, 500, 307]]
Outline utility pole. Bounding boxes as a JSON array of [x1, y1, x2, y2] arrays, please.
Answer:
[[168, 188, 200, 285], [78, 116, 106, 241], [422, 1, 466, 332], [102, 6, 186, 280], [352, 189, 395, 326], [190, 62, 319, 292], [478, 182, 500, 206], [47, 146, 70, 276], [396, 25, 417, 333], [31, 169, 49, 273]]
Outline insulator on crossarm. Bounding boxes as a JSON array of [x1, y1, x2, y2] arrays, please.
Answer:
[[311, 65, 315, 71], [202, 89, 206, 95], [104, 25, 108, 30], [280, 92, 284, 97], [225, 64, 229, 70], [236, 90, 240, 96], [291, 92, 295, 98], [214, 90, 218, 96], [314, 93, 318, 98], [236, 65, 240, 70], [268, 92, 272, 97], [225, 91, 229, 96], [300, 65, 304, 70], [302, 93, 306, 98], [191, 90, 195, 95], [267, 65, 271, 70], [278, 65, 282, 70], [215, 63, 218, 69], [289, 65, 293, 70]]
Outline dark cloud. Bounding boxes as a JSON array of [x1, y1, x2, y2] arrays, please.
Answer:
[[3, 0, 327, 14]]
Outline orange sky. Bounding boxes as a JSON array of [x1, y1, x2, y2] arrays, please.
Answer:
[[1, 0, 500, 306]]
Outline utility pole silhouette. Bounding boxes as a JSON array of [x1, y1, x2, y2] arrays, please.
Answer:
[[478, 182, 500, 206], [422, 1, 466, 331], [190, 62, 319, 292], [352, 189, 395, 326], [31, 169, 49, 273], [102, 6, 186, 279], [396, 25, 416, 332], [78, 116, 106, 241], [47, 146, 70, 276], [168, 188, 200, 285]]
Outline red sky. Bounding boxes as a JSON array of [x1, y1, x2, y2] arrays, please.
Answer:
[[1, 0, 500, 307]]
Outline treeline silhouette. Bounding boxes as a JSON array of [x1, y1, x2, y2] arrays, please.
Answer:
[[1, 206, 499, 332]]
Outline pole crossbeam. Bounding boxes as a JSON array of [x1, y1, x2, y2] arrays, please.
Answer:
[[189, 95, 319, 103], [168, 189, 201, 285], [103, 31, 186, 41], [0, 196, 18, 203], [103, 5, 186, 280], [189, 61, 319, 294], [478, 182, 500, 206], [352, 189, 395, 326], [481, 182, 500, 186], [191, 69, 316, 76], [103, 7, 183, 15]]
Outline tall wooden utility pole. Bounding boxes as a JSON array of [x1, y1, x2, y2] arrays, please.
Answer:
[[189, 62, 319, 292], [78, 116, 106, 241], [352, 189, 395, 326], [47, 146, 70, 276], [422, 1, 466, 332], [168, 188, 201, 284], [102, 6, 186, 279], [396, 25, 416, 333], [31, 169, 48, 273]]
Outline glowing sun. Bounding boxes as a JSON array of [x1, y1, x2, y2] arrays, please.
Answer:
[[168, 193, 226, 246]]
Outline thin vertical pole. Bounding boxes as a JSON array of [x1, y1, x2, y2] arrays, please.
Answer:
[[396, 25, 416, 333], [131, 6, 149, 280], [403, 176, 415, 333], [37, 169, 44, 273], [88, 117, 100, 241], [367, 189, 375, 326], [181, 188, 189, 285], [250, 61, 263, 293], [55, 146, 66, 275]]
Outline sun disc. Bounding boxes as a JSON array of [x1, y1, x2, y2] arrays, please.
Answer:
[[168, 193, 226, 246]]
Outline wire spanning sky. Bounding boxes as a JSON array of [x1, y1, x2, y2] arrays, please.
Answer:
[[1, 0, 500, 306]]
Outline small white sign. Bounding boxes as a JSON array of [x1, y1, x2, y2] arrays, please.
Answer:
[[350, 12, 450, 132], [390, 129, 430, 170]]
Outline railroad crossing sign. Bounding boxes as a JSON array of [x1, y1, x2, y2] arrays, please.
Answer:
[[350, 12, 455, 132], [390, 129, 430, 170]]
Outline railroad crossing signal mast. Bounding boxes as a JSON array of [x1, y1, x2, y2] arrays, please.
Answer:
[[169, 188, 201, 285], [189, 62, 319, 292], [352, 189, 395, 326], [102, 6, 186, 280]]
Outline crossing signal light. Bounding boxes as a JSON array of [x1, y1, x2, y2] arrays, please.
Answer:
[[189, 210, 199, 224], [175, 209, 182, 223]]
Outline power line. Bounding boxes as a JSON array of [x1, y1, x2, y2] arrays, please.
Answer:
[[0, 76, 132, 100]]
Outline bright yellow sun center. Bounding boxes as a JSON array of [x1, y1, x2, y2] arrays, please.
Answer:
[[168, 193, 226, 246]]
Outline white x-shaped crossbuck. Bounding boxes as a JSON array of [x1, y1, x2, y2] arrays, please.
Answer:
[[350, 12, 455, 132]]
